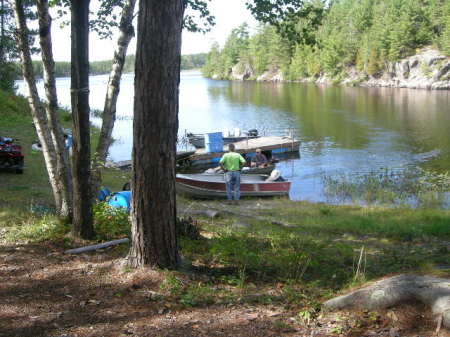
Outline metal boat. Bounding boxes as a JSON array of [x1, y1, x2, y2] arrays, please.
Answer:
[[176, 173, 290, 198], [204, 164, 275, 175]]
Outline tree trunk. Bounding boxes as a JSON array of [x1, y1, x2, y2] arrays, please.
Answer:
[[12, 0, 62, 209], [323, 274, 450, 328], [70, 0, 93, 239], [0, 0, 4, 61], [36, 0, 73, 220], [91, 0, 137, 195], [126, 0, 184, 269]]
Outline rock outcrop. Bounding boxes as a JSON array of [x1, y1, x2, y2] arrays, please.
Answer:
[[226, 47, 450, 90], [230, 63, 254, 81], [359, 48, 450, 89]]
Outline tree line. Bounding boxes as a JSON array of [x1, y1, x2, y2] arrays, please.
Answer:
[[9, 53, 207, 79], [203, 0, 450, 80]]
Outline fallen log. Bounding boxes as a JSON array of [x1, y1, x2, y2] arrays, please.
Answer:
[[209, 206, 294, 228], [65, 238, 130, 254], [180, 209, 221, 218], [323, 274, 450, 328]]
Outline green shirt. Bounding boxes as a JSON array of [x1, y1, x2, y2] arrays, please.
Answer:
[[220, 152, 246, 171]]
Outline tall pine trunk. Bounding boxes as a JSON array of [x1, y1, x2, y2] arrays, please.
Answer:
[[0, 0, 4, 62], [70, 0, 93, 239], [92, 0, 137, 194], [36, 0, 73, 220], [127, 0, 184, 268], [12, 0, 62, 211]]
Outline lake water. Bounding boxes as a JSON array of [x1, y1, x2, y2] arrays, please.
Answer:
[[16, 71, 450, 202]]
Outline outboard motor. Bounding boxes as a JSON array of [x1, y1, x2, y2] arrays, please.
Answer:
[[247, 129, 258, 137]]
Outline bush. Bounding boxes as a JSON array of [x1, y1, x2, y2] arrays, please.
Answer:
[[93, 202, 130, 241], [5, 215, 70, 243]]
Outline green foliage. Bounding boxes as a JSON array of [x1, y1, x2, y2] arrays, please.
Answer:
[[0, 0, 19, 92], [178, 199, 450, 304], [159, 273, 216, 308], [0, 90, 30, 123], [180, 282, 216, 307], [181, 53, 207, 69], [366, 49, 383, 76], [0, 61, 18, 92], [160, 273, 184, 296], [322, 168, 450, 209], [21, 53, 206, 79], [5, 215, 70, 243], [92, 202, 130, 241], [246, 0, 324, 44], [204, 0, 448, 80], [183, 0, 216, 33], [439, 2, 450, 55], [203, 24, 292, 79]]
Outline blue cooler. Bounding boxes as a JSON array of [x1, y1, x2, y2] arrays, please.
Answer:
[[107, 191, 131, 211], [97, 188, 111, 201], [204, 132, 223, 153]]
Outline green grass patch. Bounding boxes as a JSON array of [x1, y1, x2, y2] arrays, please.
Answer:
[[0, 90, 130, 215], [178, 198, 449, 310], [4, 214, 70, 243]]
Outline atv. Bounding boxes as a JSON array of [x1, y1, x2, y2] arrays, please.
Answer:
[[0, 137, 24, 174]]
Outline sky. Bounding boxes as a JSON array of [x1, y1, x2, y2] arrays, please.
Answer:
[[50, 0, 257, 62]]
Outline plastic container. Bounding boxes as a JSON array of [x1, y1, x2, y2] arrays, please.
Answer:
[[97, 188, 111, 201], [204, 132, 223, 153], [107, 191, 131, 211]]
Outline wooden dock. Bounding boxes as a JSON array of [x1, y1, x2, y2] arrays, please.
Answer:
[[106, 137, 300, 169], [187, 136, 300, 166]]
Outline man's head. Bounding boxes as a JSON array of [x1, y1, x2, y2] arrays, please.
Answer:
[[228, 143, 235, 152], [256, 148, 262, 154]]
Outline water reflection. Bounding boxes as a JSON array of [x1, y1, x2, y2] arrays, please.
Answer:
[[15, 71, 450, 202]]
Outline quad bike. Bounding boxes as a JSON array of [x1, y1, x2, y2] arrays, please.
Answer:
[[0, 137, 24, 174]]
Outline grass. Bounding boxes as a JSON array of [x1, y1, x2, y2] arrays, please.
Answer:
[[1, 90, 450, 315], [0, 90, 131, 215]]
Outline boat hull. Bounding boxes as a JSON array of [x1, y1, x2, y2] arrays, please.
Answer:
[[205, 164, 275, 175], [176, 173, 290, 198]]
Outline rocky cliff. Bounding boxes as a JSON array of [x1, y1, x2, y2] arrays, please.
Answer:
[[228, 47, 450, 90]]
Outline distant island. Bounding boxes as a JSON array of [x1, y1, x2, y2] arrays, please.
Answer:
[[17, 53, 206, 79]]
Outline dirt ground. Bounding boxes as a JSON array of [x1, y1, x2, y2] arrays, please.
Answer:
[[1, 240, 448, 337]]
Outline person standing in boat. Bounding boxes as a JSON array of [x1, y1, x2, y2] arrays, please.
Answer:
[[251, 148, 268, 168], [219, 143, 246, 202]]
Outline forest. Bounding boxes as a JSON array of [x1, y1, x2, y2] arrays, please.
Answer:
[[16, 53, 206, 79], [203, 0, 450, 80]]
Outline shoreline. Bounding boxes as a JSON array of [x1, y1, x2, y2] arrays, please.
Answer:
[[220, 47, 450, 91]]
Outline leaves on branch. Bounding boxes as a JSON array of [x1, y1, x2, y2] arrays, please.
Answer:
[[245, 0, 326, 45]]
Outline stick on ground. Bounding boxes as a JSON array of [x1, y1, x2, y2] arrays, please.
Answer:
[[65, 238, 129, 254]]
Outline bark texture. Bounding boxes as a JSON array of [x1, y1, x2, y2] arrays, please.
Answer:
[[12, 0, 61, 209], [70, 0, 93, 239], [36, 0, 73, 219], [127, 0, 184, 269], [91, 0, 137, 195], [323, 274, 450, 328]]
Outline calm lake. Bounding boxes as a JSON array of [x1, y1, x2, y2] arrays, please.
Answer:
[[16, 71, 450, 202]]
